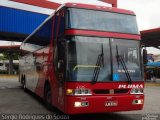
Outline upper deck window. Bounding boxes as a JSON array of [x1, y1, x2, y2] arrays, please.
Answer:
[[66, 8, 139, 34]]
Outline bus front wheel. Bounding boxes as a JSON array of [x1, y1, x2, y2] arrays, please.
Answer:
[[44, 84, 52, 110]]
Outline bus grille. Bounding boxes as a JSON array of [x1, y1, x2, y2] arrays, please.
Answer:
[[93, 89, 129, 94]]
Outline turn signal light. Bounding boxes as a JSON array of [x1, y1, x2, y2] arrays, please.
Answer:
[[66, 89, 73, 95], [66, 89, 92, 96]]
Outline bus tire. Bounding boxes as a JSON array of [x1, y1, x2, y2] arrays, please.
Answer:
[[22, 75, 26, 92], [21, 75, 24, 84], [19, 74, 21, 83], [44, 83, 52, 110]]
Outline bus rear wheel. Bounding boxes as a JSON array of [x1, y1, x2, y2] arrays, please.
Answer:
[[22, 75, 26, 91], [44, 84, 52, 110]]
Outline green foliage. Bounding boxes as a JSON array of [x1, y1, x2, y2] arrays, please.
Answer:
[[0, 56, 6, 60], [0, 51, 20, 60]]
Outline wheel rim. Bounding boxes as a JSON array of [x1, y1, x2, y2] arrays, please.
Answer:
[[46, 90, 51, 104]]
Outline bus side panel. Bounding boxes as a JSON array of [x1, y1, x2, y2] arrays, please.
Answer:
[[19, 53, 39, 92], [19, 46, 51, 97], [33, 45, 65, 112], [34, 47, 50, 98]]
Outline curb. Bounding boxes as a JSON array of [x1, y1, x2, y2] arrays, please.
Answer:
[[0, 75, 18, 78], [145, 83, 160, 86]]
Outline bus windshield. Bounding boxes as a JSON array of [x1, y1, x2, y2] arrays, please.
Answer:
[[66, 8, 139, 34], [66, 36, 142, 82]]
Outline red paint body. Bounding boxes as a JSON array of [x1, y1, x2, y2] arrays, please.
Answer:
[[101, 0, 117, 7], [19, 3, 144, 114], [65, 29, 141, 40], [64, 82, 144, 114]]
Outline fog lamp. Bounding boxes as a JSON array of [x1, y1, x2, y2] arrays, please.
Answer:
[[74, 102, 82, 107], [74, 101, 89, 107], [132, 99, 143, 104]]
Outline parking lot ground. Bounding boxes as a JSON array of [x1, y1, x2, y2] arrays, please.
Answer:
[[0, 88, 51, 114], [0, 75, 160, 120], [0, 75, 19, 89]]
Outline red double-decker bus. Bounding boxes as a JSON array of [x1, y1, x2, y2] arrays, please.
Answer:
[[19, 3, 144, 114]]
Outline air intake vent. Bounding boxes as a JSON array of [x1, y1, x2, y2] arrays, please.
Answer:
[[114, 89, 129, 94], [93, 89, 109, 94]]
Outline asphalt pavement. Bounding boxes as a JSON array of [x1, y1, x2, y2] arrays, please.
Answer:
[[0, 75, 160, 120]]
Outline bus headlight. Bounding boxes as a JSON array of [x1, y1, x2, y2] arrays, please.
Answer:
[[130, 88, 144, 94], [66, 89, 92, 96]]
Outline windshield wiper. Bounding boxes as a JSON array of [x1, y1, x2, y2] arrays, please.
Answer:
[[116, 45, 132, 84], [92, 44, 104, 84]]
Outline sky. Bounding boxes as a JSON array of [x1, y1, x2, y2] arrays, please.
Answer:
[[118, 0, 160, 54], [118, 0, 160, 31], [47, 0, 111, 6], [0, 0, 160, 54]]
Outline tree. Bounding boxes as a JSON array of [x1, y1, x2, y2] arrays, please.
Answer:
[[2, 51, 20, 60], [0, 51, 20, 74]]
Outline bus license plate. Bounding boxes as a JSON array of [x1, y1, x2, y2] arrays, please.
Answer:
[[105, 101, 118, 106]]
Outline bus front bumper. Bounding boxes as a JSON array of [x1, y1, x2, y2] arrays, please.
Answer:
[[65, 95, 144, 114]]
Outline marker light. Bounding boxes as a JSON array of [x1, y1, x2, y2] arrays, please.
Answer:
[[72, 4, 77, 5], [130, 88, 144, 94]]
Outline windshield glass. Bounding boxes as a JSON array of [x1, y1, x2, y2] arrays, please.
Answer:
[[66, 36, 142, 82], [111, 39, 142, 81], [67, 36, 111, 82], [66, 8, 139, 34]]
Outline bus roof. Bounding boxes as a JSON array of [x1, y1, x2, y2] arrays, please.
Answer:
[[22, 2, 136, 45], [64, 3, 135, 15]]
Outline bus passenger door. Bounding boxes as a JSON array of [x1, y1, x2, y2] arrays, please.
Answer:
[[55, 39, 66, 110]]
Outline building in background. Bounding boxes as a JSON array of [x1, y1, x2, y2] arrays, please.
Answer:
[[145, 54, 160, 81], [153, 54, 160, 62]]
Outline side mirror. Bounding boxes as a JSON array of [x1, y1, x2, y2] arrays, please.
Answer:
[[58, 60, 64, 71], [143, 49, 148, 64], [57, 60, 64, 83]]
